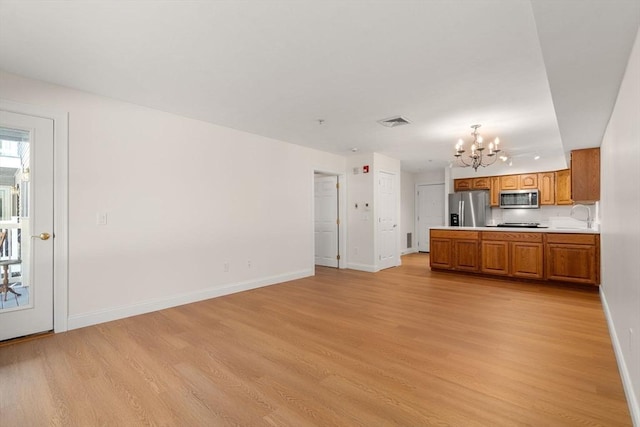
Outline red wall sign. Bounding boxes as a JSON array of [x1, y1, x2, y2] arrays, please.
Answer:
[[363, 165, 369, 173]]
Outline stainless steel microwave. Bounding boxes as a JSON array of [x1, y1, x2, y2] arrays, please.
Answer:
[[499, 190, 539, 209]]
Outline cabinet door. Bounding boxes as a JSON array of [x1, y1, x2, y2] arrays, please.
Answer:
[[481, 240, 509, 275], [511, 242, 544, 279], [538, 172, 555, 205], [454, 239, 479, 272], [571, 148, 600, 203], [430, 238, 453, 269], [556, 169, 572, 205], [454, 178, 473, 192], [500, 175, 519, 190], [546, 243, 597, 285], [519, 173, 538, 189], [490, 176, 500, 207], [472, 177, 490, 190]]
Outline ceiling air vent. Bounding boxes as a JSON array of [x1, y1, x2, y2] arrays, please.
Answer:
[[377, 115, 411, 128]]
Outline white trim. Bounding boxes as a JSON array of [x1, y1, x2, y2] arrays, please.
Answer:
[[0, 99, 69, 334], [347, 262, 378, 273], [600, 287, 639, 425], [401, 248, 418, 255], [68, 269, 313, 330]]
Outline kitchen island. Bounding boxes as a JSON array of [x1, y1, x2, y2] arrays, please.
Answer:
[[429, 226, 600, 285]]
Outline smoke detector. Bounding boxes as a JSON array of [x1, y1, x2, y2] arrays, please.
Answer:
[[377, 116, 411, 128]]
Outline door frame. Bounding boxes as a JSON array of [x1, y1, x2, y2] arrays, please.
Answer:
[[1, 99, 69, 334], [312, 169, 347, 269]]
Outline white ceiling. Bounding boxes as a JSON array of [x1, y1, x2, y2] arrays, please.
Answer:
[[0, 0, 638, 172]]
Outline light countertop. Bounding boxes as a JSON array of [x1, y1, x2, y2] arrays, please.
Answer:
[[429, 226, 599, 234]]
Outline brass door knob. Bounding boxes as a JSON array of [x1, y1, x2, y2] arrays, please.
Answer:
[[32, 232, 51, 240]]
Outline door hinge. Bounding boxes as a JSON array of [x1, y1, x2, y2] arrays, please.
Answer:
[[337, 254, 341, 260], [336, 182, 340, 189], [336, 218, 340, 225]]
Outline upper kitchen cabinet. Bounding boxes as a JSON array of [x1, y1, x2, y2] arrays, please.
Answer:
[[556, 169, 572, 205], [472, 177, 491, 190], [454, 178, 473, 191], [571, 148, 600, 203], [454, 177, 490, 191], [499, 175, 519, 190], [519, 173, 538, 189], [490, 176, 500, 207], [538, 172, 555, 205]]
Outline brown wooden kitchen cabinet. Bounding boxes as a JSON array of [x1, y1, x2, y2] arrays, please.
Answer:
[[538, 172, 556, 205], [556, 169, 572, 205], [571, 148, 600, 203], [519, 173, 538, 189], [500, 175, 519, 190], [481, 232, 544, 279], [546, 233, 600, 285], [454, 178, 473, 192], [472, 177, 491, 190], [490, 176, 500, 207], [430, 229, 600, 286], [454, 177, 490, 191], [430, 230, 480, 272]]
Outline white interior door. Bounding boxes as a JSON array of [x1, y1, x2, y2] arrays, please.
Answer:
[[417, 183, 445, 252], [378, 171, 398, 270], [0, 110, 54, 341], [314, 175, 339, 267]]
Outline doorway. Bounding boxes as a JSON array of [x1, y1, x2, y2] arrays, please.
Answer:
[[416, 183, 445, 252], [0, 100, 68, 341], [313, 171, 345, 269], [377, 170, 399, 270]]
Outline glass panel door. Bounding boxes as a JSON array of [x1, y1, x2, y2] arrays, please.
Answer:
[[0, 110, 54, 341]]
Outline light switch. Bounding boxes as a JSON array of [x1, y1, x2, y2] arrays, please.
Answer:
[[96, 212, 107, 225]]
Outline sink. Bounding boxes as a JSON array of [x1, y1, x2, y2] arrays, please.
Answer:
[[548, 217, 589, 230]]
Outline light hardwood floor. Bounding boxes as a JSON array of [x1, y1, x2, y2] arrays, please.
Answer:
[[0, 253, 631, 426]]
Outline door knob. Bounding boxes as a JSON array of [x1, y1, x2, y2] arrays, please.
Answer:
[[32, 232, 51, 240]]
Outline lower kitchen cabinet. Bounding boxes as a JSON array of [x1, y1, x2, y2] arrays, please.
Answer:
[[546, 233, 600, 285], [430, 230, 479, 272], [481, 232, 544, 279], [429, 229, 599, 285]]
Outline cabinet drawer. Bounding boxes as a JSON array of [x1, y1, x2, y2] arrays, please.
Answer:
[[431, 230, 479, 239], [546, 233, 597, 245], [481, 232, 543, 243]]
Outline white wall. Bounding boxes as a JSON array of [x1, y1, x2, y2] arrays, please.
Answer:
[[346, 154, 375, 270], [600, 29, 640, 423], [400, 170, 416, 254], [0, 71, 346, 328]]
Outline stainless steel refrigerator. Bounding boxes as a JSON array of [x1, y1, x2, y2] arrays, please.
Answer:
[[448, 191, 490, 227]]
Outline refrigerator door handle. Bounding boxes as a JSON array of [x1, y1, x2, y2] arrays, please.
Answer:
[[460, 200, 464, 226]]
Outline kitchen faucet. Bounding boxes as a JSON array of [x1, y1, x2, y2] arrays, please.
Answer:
[[570, 204, 592, 229]]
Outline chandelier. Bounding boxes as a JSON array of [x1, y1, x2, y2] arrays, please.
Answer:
[[454, 124, 501, 171]]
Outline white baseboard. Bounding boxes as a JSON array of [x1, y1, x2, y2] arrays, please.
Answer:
[[67, 269, 313, 331], [347, 262, 378, 272], [600, 287, 639, 425], [401, 248, 418, 255]]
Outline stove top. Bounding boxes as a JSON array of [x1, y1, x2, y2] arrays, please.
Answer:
[[496, 222, 544, 228]]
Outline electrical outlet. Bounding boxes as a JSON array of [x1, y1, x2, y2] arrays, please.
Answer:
[[224, 262, 230, 272]]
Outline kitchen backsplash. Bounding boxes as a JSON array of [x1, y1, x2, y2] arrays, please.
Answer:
[[489, 202, 599, 227]]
